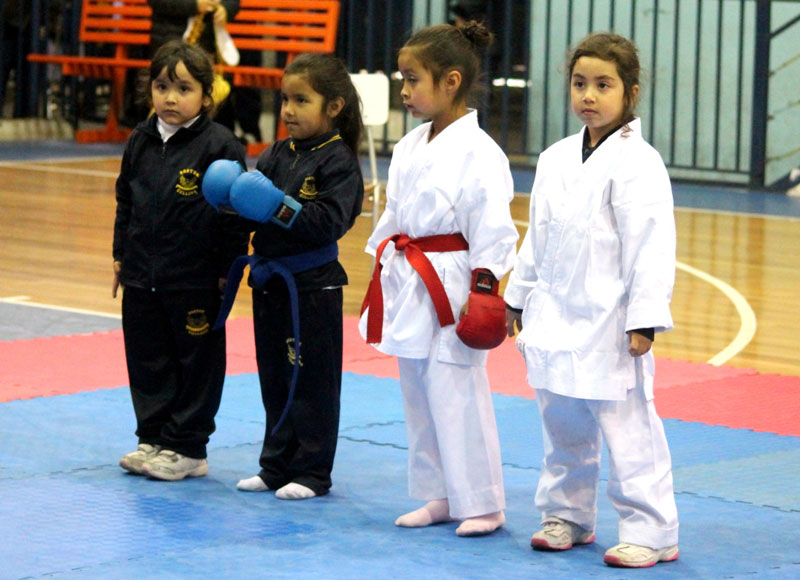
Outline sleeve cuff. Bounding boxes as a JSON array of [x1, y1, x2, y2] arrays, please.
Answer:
[[631, 328, 655, 341]]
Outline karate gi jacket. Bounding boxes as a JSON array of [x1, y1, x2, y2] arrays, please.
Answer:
[[504, 119, 676, 400], [360, 110, 518, 366]]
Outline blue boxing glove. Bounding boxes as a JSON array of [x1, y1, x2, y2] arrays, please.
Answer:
[[202, 159, 244, 212], [229, 171, 283, 222], [229, 170, 303, 228]]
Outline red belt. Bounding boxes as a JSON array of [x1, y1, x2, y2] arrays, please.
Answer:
[[361, 233, 469, 344]]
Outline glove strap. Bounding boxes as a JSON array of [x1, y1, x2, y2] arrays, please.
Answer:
[[470, 268, 499, 295]]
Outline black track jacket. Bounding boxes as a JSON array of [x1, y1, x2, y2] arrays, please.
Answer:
[[250, 130, 364, 292], [113, 113, 249, 290]]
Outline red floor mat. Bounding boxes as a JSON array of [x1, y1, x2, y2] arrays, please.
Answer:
[[2, 316, 798, 436], [654, 373, 800, 435], [0, 330, 129, 401]]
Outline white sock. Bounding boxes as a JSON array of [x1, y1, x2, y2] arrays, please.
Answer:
[[395, 499, 452, 527], [236, 475, 269, 492], [455, 511, 505, 537], [276, 482, 317, 500]]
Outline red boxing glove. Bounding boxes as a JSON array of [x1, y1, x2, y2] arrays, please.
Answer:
[[456, 268, 507, 349]]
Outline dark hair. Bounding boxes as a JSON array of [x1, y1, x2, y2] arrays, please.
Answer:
[[568, 32, 640, 125], [283, 53, 364, 154], [145, 40, 215, 115], [401, 20, 493, 106]]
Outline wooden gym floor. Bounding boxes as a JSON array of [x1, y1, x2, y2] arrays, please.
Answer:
[[1, 148, 799, 377]]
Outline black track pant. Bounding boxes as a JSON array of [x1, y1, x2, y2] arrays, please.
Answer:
[[252, 285, 343, 495], [121, 286, 226, 459]]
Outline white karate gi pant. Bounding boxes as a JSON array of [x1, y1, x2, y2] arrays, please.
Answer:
[[535, 385, 679, 549], [398, 357, 505, 519]]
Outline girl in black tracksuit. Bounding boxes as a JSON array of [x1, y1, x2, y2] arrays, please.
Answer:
[[235, 53, 364, 499], [113, 41, 248, 480]]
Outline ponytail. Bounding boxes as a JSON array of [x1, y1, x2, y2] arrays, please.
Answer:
[[458, 20, 493, 54], [401, 20, 493, 106]]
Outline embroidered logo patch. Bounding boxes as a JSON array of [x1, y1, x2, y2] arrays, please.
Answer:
[[298, 176, 318, 200], [186, 309, 210, 335], [176, 169, 201, 196], [286, 338, 304, 366]]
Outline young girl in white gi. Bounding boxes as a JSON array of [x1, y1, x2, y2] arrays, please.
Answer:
[[504, 32, 679, 567], [360, 21, 518, 537]]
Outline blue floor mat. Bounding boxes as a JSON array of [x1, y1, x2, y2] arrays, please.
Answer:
[[1, 372, 799, 579]]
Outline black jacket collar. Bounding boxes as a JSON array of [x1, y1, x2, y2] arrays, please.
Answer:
[[289, 130, 341, 152]]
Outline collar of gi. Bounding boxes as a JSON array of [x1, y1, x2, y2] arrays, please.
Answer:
[[581, 122, 624, 163]]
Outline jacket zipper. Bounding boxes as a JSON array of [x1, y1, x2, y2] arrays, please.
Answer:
[[151, 141, 168, 290]]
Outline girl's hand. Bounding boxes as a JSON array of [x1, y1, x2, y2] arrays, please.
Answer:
[[197, 0, 220, 14], [506, 308, 522, 337], [627, 331, 652, 357], [213, 4, 228, 24], [112, 261, 122, 298]]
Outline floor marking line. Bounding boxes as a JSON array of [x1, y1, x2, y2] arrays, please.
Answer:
[[675, 261, 757, 366], [0, 155, 121, 165], [674, 206, 800, 222], [0, 296, 121, 319], [0, 161, 118, 178]]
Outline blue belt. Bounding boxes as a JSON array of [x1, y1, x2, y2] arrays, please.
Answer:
[[214, 242, 338, 435]]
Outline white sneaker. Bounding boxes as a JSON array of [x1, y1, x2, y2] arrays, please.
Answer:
[[142, 449, 208, 481], [119, 443, 161, 475], [604, 543, 679, 567], [531, 516, 595, 551]]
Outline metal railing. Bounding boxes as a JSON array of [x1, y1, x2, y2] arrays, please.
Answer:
[[334, 0, 799, 188], [7, 0, 799, 188]]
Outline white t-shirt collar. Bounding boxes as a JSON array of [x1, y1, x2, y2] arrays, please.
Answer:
[[157, 114, 200, 142]]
